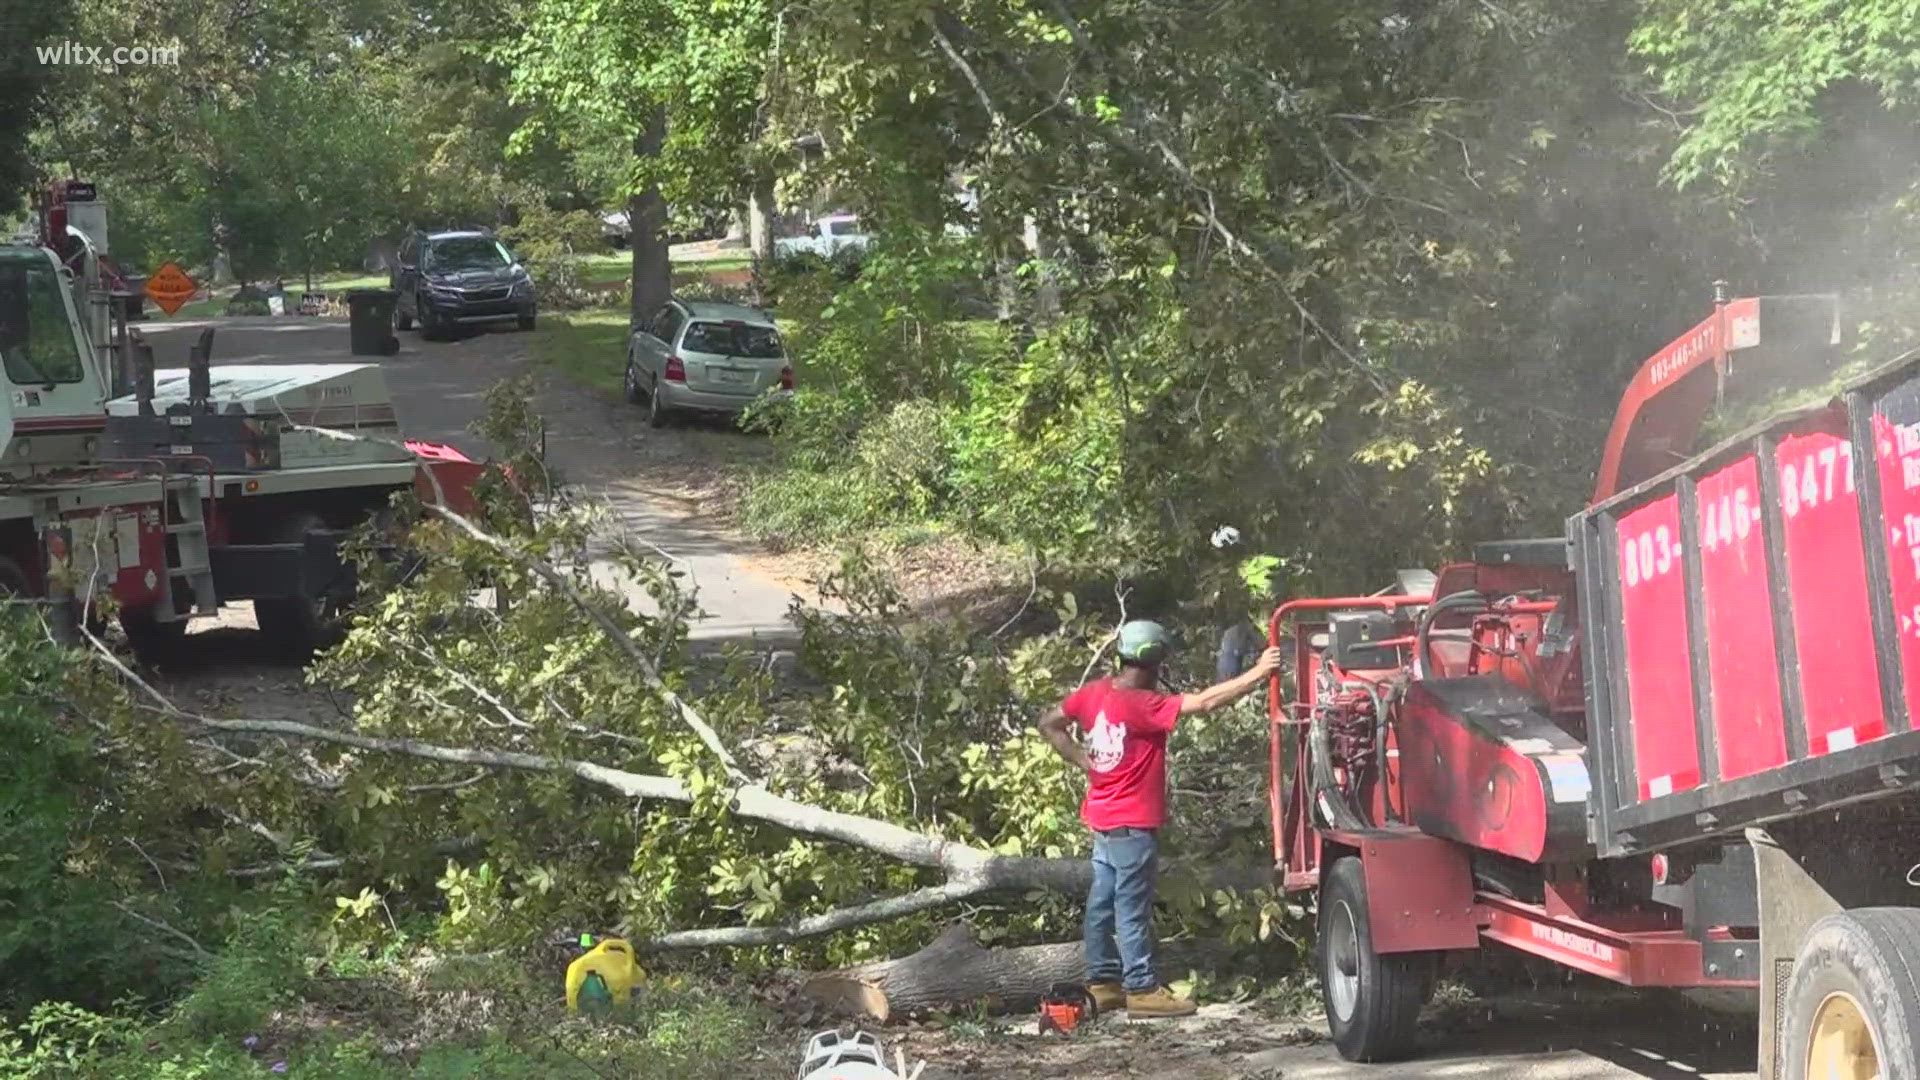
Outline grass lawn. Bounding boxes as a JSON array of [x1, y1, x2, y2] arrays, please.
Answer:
[[154, 296, 222, 320], [526, 308, 631, 398], [312, 269, 390, 292], [577, 252, 631, 289], [576, 251, 755, 292]]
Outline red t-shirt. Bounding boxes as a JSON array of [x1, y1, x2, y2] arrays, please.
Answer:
[[1061, 677, 1182, 831]]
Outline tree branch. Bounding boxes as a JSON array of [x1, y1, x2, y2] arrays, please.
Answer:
[[86, 626, 992, 872], [647, 880, 988, 949], [277, 418, 748, 784], [928, 13, 1005, 129], [951, 11, 1392, 395], [111, 901, 211, 958], [424, 503, 750, 784]]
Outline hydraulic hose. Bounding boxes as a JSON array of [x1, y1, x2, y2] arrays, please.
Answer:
[[1363, 678, 1401, 825], [1309, 699, 1370, 833], [1414, 590, 1489, 680]]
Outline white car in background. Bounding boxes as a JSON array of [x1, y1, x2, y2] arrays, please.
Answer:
[[623, 299, 795, 427], [774, 214, 870, 259]]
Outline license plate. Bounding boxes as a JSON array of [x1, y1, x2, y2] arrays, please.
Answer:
[[715, 368, 749, 384]]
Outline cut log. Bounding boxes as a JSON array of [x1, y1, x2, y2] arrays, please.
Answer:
[[799, 923, 1227, 1021]]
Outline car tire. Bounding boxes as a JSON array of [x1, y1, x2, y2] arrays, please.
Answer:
[[1319, 856, 1436, 1062], [623, 356, 645, 405], [518, 312, 536, 331], [418, 295, 441, 341], [647, 377, 673, 428], [120, 605, 188, 666]]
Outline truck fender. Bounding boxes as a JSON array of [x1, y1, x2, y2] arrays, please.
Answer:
[[1331, 830, 1480, 954]]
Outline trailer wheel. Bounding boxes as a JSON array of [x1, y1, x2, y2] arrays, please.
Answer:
[[253, 511, 344, 662], [1784, 908, 1920, 1080], [1319, 856, 1434, 1062]]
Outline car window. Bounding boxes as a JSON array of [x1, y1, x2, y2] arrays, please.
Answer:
[[826, 218, 861, 237], [0, 252, 85, 386], [654, 307, 684, 343], [681, 320, 784, 359], [425, 236, 509, 272]]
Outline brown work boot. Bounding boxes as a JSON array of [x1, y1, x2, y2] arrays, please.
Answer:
[[1125, 986, 1198, 1019], [1088, 982, 1126, 1013]]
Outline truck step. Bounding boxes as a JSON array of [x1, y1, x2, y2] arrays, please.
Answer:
[[158, 473, 217, 616]]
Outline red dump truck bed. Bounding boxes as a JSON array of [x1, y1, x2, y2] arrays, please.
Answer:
[[1571, 349, 1920, 856]]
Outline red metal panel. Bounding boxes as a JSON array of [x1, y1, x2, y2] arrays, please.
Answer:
[[1346, 831, 1480, 954], [1874, 413, 1920, 724], [1694, 456, 1788, 780], [1777, 430, 1887, 755], [1616, 494, 1700, 799], [1475, 895, 1756, 989], [48, 508, 167, 610], [1396, 686, 1555, 863]]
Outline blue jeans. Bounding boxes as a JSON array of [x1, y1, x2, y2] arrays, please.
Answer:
[[1085, 826, 1158, 993]]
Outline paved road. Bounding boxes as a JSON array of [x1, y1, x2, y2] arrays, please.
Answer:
[[1235, 1000, 1758, 1080], [138, 314, 803, 646], [897, 990, 1758, 1080]]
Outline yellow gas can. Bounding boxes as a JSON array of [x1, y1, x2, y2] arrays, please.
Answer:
[[566, 937, 640, 1014]]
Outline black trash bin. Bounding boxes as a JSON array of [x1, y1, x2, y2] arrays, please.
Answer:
[[346, 288, 399, 356]]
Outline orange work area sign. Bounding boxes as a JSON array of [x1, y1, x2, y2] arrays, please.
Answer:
[[144, 262, 197, 316]]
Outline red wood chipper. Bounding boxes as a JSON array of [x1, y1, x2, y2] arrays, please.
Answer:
[[1270, 288, 1920, 1077]]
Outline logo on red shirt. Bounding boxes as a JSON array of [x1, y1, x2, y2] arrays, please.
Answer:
[[1087, 711, 1126, 773]]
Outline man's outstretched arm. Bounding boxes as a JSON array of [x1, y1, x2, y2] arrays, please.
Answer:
[[1039, 706, 1092, 772], [1179, 646, 1283, 715]]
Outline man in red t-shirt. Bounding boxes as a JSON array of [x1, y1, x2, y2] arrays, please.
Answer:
[[1038, 619, 1281, 1018]]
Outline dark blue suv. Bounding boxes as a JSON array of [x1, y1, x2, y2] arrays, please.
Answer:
[[392, 229, 536, 339]]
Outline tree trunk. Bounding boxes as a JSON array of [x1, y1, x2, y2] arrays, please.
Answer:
[[748, 173, 775, 264], [211, 219, 235, 287], [799, 923, 1228, 1021], [630, 106, 671, 328], [1023, 215, 1060, 324]]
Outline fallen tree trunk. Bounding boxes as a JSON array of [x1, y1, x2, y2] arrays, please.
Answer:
[[799, 923, 1232, 1021]]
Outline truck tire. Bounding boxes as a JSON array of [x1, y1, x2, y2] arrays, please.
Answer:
[[0, 554, 28, 598], [1783, 908, 1920, 1080], [1319, 856, 1435, 1062], [253, 511, 344, 662], [120, 606, 186, 665]]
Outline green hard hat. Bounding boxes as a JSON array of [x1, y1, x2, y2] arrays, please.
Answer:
[[1117, 620, 1169, 664]]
